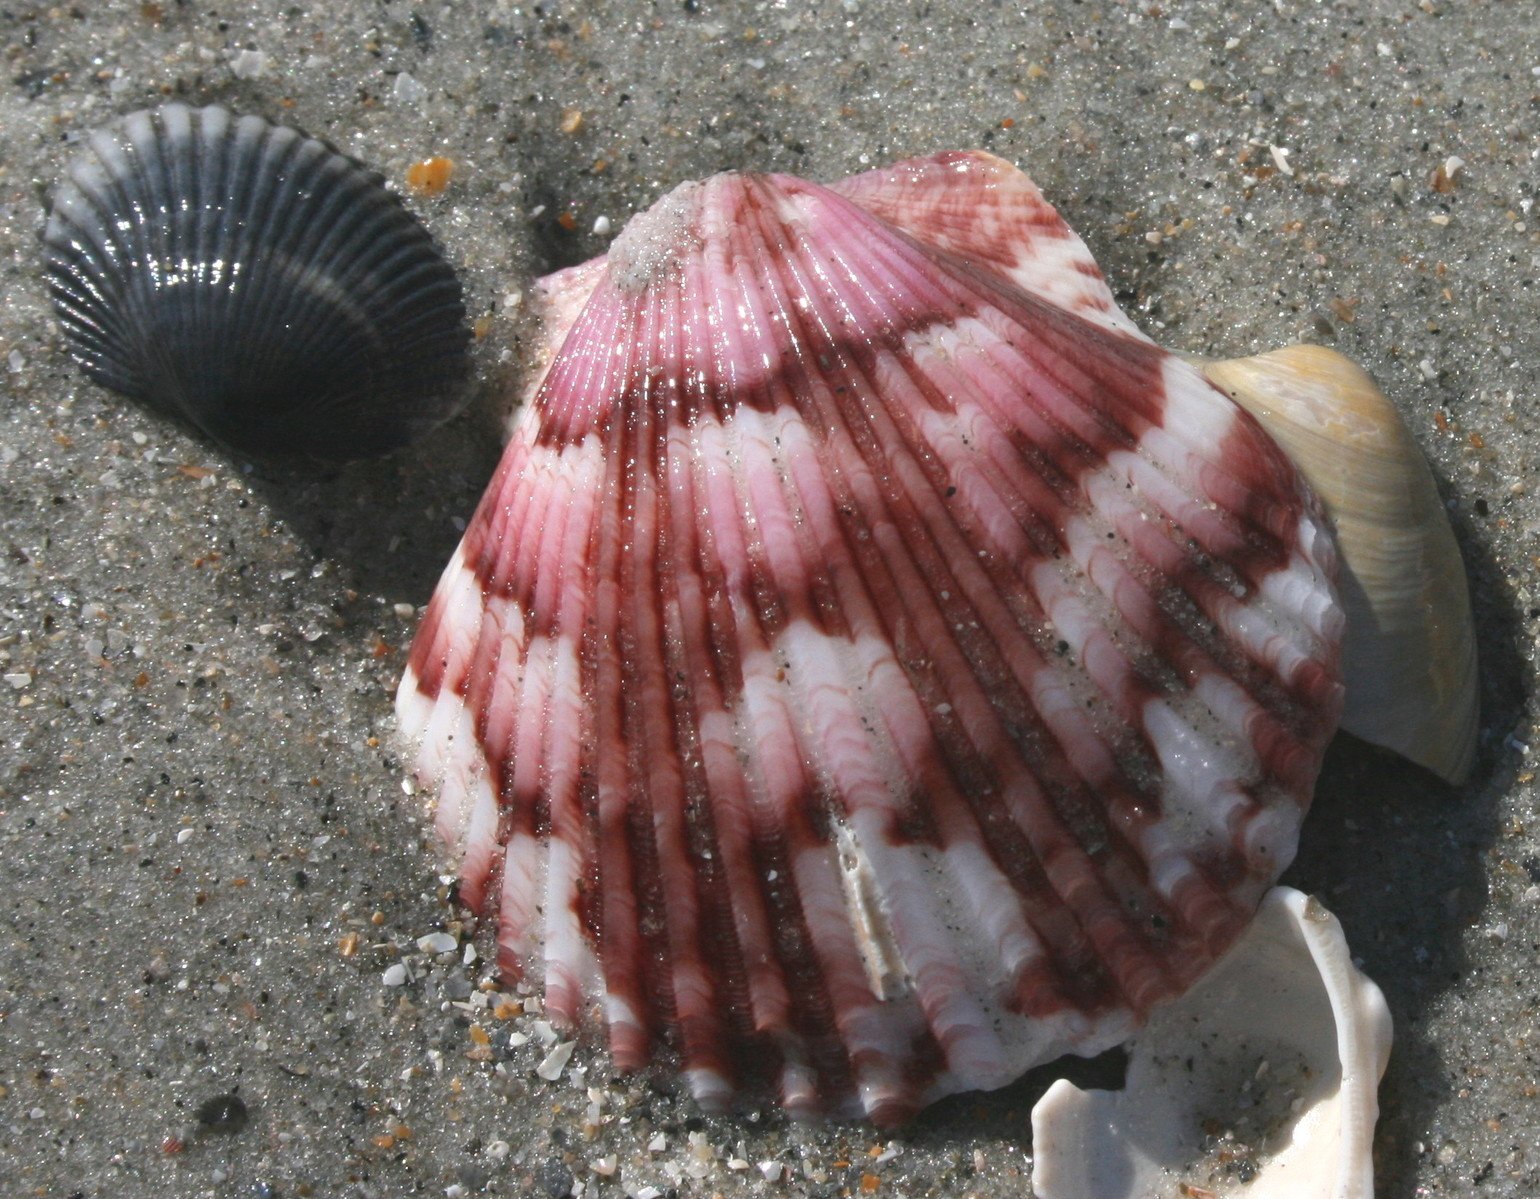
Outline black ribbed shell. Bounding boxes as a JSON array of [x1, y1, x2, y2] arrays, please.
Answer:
[[41, 104, 470, 460]]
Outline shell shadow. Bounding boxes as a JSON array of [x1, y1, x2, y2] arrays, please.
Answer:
[[234, 394, 504, 609], [1281, 503, 1522, 1196], [908, 1046, 1127, 1148]]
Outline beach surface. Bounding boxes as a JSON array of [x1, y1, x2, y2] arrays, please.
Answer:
[[1, 2, 1536, 1196]]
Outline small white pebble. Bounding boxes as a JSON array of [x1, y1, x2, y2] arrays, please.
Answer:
[[486, 1140, 511, 1160], [7, 349, 25, 372], [176, 828, 194, 845], [4, 671, 32, 689], [589, 1155, 618, 1177], [382, 963, 409, 987], [647, 1132, 667, 1154], [1269, 144, 1294, 176], [229, 48, 269, 79], [393, 602, 417, 619], [417, 931, 458, 955], [393, 71, 429, 106], [592, 215, 612, 236], [758, 1161, 783, 1181], [536, 1040, 576, 1081], [445, 1186, 465, 1199]]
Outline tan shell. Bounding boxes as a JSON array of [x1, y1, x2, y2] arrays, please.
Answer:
[[1204, 345, 1477, 784]]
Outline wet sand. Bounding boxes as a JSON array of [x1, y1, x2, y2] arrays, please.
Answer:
[[1, 2, 1536, 1196]]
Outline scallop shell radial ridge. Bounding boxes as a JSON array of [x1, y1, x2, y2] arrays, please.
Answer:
[[42, 104, 469, 460], [398, 151, 1345, 1124]]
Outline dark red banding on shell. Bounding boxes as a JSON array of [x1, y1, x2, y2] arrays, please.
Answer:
[[399, 150, 1343, 1124]]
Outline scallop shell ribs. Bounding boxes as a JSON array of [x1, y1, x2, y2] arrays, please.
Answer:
[[398, 151, 1345, 1124], [42, 104, 469, 460]]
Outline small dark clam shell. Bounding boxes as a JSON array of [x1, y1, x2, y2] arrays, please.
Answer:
[[41, 104, 470, 461]]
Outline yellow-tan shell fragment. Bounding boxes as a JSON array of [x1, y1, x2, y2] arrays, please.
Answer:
[[1205, 346, 1477, 784]]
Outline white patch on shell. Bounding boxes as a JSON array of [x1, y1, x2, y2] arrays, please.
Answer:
[[608, 180, 705, 293], [1141, 697, 1258, 854]]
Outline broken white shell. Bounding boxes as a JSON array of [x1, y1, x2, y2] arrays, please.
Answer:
[[1031, 886, 1391, 1199], [1203, 346, 1477, 784]]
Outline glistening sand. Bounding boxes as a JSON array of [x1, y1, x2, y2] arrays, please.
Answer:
[[1, 3, 1536, 1196]]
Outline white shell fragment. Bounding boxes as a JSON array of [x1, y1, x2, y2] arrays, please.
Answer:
[[1031, 886, 1392, 1199]]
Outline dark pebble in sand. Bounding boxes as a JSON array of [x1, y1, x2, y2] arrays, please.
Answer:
[[196, 1092, 250, 1134], [535, 1158, 574, 1198]]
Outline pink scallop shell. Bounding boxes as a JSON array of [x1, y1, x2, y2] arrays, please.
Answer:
[[398, 150, 1344, 1125]]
